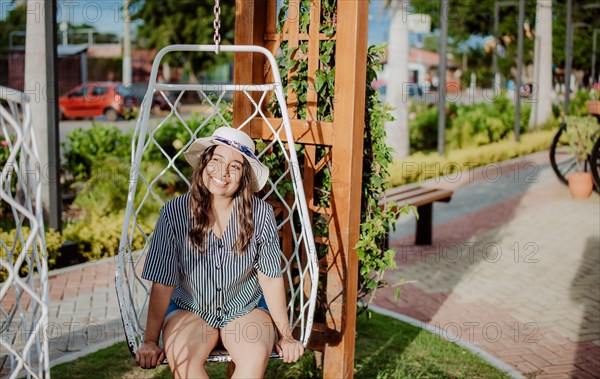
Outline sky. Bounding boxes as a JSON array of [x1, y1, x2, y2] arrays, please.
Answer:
[[0, 0, 414, 46], [0, 0, 141, 37]]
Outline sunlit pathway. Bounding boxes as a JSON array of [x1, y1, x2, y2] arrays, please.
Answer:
[[375, 153, 600, 378]]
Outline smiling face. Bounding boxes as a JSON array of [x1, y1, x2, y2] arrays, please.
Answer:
[[202, 145, 245, 199]]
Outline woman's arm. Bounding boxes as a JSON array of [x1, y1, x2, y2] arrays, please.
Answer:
[[258, 272, 304, 363], [135, 282, 174, 369]]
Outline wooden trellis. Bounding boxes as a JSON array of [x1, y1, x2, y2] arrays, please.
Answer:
[[234, 1, 368, 377]]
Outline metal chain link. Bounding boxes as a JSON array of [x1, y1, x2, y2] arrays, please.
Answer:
[[213, 0, 221, 53]]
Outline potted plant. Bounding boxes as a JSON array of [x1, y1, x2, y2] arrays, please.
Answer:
[[565, 116, 599, 199], [586, 87, 600, 115]]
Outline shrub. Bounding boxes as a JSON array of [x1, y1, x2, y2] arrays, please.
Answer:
[[60, 110, 231, 261], [409, 103, 438, 151], [62, 212, 147, 262], [63, 156, 178, 259], [0, 228, 62, 282], [408, 95, 533, 152], [568, 90, 592, 117], [61, 124, 132, 182], [445, 95, 531, 149], [388, 130, 556, 186]]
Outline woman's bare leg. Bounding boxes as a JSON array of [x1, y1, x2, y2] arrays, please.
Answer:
[[162, 310, 219, 379], [221, 309, 275, 378]]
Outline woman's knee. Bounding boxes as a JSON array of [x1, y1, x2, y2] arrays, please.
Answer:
[[229, 341, 271, 375], [162, 310, 219, 360], [221, 310, 275, 367]]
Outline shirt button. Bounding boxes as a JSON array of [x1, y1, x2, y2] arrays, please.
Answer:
[[217, 316, 222, 321], [216, 287, 221, 292], [215, 264, 221, 270], [216, 307, 222, 311]]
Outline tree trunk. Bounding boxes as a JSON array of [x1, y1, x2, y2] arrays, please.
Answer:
[[123, 0, 132, 85], [385, 0, 410, 158], [529, 0, 553, 130], [25, 0, 50, 210]]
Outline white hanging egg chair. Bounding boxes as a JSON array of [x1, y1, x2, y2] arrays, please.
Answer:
[[115, 44, 318, 362]]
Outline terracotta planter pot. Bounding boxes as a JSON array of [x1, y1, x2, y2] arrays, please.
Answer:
[[586, 100, 600, 115], [567, 172, 594, 199]]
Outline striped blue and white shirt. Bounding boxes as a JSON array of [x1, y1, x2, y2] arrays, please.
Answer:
[[141, 193, 282, 328]]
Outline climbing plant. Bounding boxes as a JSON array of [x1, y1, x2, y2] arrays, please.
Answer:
[[276, 0, 411, 307]]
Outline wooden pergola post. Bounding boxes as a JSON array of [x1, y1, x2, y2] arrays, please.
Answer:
[[234, 1, 369, 377], [324, 1, 369, 376]]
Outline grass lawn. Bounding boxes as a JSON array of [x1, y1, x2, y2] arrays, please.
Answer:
[[50, 311, 510, 379]]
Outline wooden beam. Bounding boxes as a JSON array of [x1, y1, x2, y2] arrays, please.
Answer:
[[323, 0, 369, 378], [264, 33, 336, 41], [286, 0, 300, 119], [249, 118, 333, 145], [233, 0, 267, 127], [306, 0, 321, 122]]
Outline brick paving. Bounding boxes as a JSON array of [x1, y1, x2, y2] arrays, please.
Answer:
[[2, 151, 599, 378], [374, 152, 600, 378], [44, 259, 124, 360]]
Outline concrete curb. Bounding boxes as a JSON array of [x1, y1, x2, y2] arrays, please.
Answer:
[[368, 304, 526, 379], [48, 256, 116, 278], [49, 335, 126, 369]]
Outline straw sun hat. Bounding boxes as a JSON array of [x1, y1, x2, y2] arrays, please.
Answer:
[[184, 127, 269, 192]]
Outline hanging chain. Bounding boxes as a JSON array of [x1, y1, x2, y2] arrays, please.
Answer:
[[213, 0, 221, 53]]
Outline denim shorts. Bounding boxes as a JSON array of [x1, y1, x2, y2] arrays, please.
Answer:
[[164, 295, 270, 321]]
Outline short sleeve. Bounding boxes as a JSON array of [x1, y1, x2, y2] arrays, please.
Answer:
[[141, 207, 180, 286], [254, 207, 283, 278]]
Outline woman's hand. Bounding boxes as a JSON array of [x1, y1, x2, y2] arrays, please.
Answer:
[[275, 336, 304, 363], [135, 341, 165, 369]]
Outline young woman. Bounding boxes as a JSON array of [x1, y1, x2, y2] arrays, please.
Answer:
[[135, 127, 304, 378]]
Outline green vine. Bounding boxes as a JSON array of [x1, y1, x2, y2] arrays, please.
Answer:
[[276, 1, 412, 310], [356, 44, 415, 307]]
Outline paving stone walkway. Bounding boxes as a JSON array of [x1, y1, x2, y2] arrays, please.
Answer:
[[374, 152, 600, 378], [2, 151, 598, 379]]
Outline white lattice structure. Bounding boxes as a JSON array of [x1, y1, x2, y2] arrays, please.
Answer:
[[115, 45, 318, 363], [0, 87, 49, 378]]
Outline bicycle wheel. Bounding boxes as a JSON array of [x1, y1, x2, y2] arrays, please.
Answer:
[[591, 135, 600, 191], [549, 123, 579, 185]]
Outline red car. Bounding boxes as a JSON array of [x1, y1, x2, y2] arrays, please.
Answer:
[[59, 82, 138, 121]]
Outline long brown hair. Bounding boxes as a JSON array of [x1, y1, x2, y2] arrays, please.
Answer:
[[189, 145, 255, 253]]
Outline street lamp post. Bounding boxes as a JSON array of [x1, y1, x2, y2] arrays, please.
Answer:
[[493, 1, 517, 89], [493, 1, 524, 142], [564, 0, 573, 115], [582, 4, 600, 85], [438, 0, 448, 155], [564, 17, 590, 114], [592, 29, 600, 86], [514, 0, 524, 142]]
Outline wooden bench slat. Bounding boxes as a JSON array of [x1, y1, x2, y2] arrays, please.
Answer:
[[379, 188, 435, 206], [378, 185, 454, 246], [380, 189, 452, 208], [390, 190, 452, 207], [383, 185, 430, 198], [387, 188, 442, 204]]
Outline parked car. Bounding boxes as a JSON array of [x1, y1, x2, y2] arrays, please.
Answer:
[[152, 92, 178, 112], [59, 82, 138, 121]]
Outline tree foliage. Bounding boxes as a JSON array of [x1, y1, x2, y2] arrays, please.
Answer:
[[0, 2, 26, 53], [552, 1, 600, 71], [409, 0, 599, 77], [130, 0, 236, 76]]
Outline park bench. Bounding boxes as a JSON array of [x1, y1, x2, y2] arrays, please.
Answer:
[[379, 185, 453, 246]]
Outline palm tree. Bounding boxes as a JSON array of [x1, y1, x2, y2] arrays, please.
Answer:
[[24, 0, 50, 208], [24, 0, 60, 228], [528, 0, 553, 130], [384, 0, 410, 158]]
